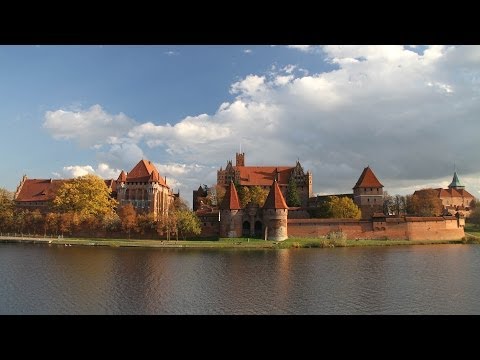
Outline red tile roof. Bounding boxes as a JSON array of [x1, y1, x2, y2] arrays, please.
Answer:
[[418, 188, 475, 199], [235, 166, 293, 186], [263, 180, 288, 209], [220, 181, 241, 210], [117, 170, 127, 182], [353, 166, 383, 189], [125, 159, 168, 187], [14, 179, 67, 202]]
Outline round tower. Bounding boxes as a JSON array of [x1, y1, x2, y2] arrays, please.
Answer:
[[263, 180, 288, 241]]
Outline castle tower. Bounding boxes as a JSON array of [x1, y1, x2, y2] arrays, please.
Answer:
[[219, 180, 243, 238], [116, 159, 173, 221], [448, 171, 465, 190], [353, 166, 384, 219], [236, 152, 245, 167], [263, 180, 288, 241]]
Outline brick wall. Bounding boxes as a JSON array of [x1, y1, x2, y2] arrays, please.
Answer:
[[288, 217, 464, 241]]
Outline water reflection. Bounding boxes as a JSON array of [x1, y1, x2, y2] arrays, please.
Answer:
[[0, 244, 480, 314]]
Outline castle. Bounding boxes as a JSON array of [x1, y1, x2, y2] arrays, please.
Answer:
[[214, 152, 312, 207], [413, 171, 475, 217], [13, 159, 176, 221], [196, 153, 467, 241]]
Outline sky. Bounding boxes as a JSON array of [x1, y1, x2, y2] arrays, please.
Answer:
[[1, 45, 479, 206]]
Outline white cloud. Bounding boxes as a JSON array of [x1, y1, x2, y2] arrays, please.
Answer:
[[287, 45, 315, 52], [62, 165, 95, 177], [61, 163, 121, 179], [45, 45, 480, 205], [243, 49, 252, 54], [43, 104, 137, 147], [165, 51, 178, 56]]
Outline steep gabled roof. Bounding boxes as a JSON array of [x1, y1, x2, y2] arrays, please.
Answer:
[[126, 159, 168, 187], [263, 180, 288, 209], [220, 181, 241, 210], [14, 179, 67, 202], [236, 166, 293, 186], [353, 166, 383, 189]]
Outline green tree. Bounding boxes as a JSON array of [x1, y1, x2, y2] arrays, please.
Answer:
[[53, 174, 118, 219], [327, 196, 362, 219], [409, 189, 443, 217], [118, 203, 137, 238], [176, 209, 201, 240], [286, 177, 301, 207]]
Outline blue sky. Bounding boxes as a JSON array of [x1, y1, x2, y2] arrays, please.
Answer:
[[1, 45, 479, 204]]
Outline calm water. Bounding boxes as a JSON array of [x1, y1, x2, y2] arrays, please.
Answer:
[[1, 243, 480, 314]]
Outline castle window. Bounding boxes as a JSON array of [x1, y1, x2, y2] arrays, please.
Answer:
[[368, 198, 370, 203]]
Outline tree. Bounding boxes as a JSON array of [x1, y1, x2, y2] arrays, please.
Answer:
[[394, 195, 407, 216], [0, 188, 14, 232], [53, 174, 118, 219], [409, 189, 443, 217], [468, 202, 480, 227], [286, 176, 301, 207], [176, 209, 201, 240], [383, 191, 394, 215], [213, 185, 226, 206], [327, 196, 362, 219], [237, 186, 251, 207], [250, 186, 269, 207], [137, 213, 156, 235], [118, 203, 137, 238], [44, 212, 59, 236]]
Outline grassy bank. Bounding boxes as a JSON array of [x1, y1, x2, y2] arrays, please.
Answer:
[[464, 223, 480, 244], [0, 235, 463, 249]]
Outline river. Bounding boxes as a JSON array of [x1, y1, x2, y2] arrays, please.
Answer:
[[1, 243, 479, 314]]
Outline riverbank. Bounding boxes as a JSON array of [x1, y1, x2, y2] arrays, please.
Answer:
[[0, 235, 465, 249]]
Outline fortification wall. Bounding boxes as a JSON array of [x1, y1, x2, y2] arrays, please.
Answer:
[[288, 217, 464, 241]]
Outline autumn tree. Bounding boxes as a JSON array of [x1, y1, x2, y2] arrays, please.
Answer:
[[237, 185, 251, 207], [118, 203, 137, 238], [137, 213, 156, 235], [468, 201, 480, 226], [44, 212, 59, 236], [0, 188, 14, 232], [286, 177, 301, 207], [250, 186, 269, 206], [53, 174, 118, 219], [213, 185, 226, 206], [409, 189, 443, 217], [327, 196, 362, 219]]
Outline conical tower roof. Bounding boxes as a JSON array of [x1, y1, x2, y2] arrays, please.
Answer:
[[448, 171, 465, 189], [263, 180, 288, 209], [220, 181, 241, 210], [353, 166, 383, 189], [117, 170, 127, 182]]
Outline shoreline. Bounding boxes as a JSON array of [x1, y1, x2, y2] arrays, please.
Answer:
[[0, 235, 471, 249]]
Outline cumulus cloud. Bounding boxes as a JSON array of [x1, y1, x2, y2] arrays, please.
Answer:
[[43, 104, 137, 147], [243, 49, 252, 54], [45, 45, 480, 205], [61, 163, 121, 179]]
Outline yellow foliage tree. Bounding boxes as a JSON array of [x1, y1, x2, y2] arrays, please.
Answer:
[[327, 196, 362, 219], [53, 174, 118, 219]]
